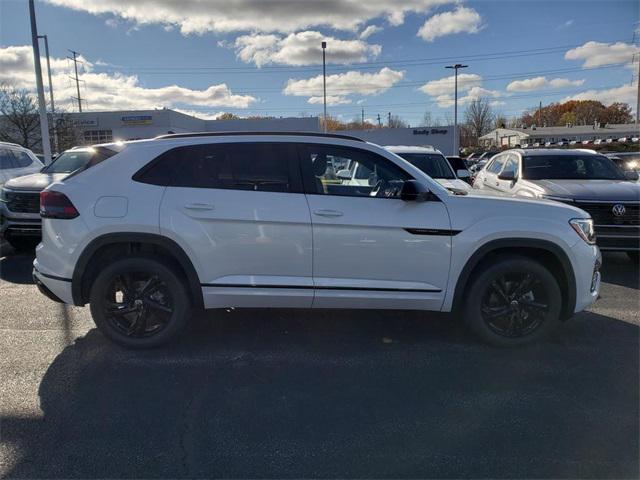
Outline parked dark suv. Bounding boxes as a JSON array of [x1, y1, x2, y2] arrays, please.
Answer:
[[473, 149, 640, 263]]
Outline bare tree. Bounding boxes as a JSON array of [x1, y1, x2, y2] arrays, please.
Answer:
[[464, 97, 495, 144], [0, 83, 41, 149], [388, 114, 407, 128]]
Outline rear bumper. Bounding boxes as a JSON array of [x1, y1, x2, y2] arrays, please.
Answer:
[[33, 261, 74, 304], [33, 270, 64, 303]]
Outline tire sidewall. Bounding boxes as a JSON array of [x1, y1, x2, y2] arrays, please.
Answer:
[[89, 256, 191, 349], [464, 256, 562, 347]]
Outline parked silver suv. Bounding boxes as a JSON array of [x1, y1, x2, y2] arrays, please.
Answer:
[[473, 149, 640, 262]]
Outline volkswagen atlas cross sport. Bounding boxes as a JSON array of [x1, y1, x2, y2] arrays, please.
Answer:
[[33, 133, 601, 349], [472, 149, 640, 263]]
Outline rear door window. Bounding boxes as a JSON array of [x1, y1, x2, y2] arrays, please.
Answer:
[[12, 150, 36, 168], [0, 148, 17, 170]]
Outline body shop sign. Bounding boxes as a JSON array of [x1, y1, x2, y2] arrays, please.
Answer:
[[413, 128, 448, 135]]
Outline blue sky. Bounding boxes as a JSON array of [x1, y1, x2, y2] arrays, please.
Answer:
[[0, 0, 638, 126]]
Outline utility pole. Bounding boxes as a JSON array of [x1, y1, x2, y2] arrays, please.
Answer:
[[388, 112, 391, 127], [69, 49, 82, 112], [361, 107, 364, 127], [28, 0, 52, 164], [38, 34, 58, 153], [321, 41, 327, 132], [445, 63, 468, 155], [635, 53, 639, 125], [377, 113, 381, 128], [538, 101, 542, 125]]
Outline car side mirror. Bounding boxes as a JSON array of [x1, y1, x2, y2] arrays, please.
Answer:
[[456, 169, 470, 178], [400, 180, 430, 201], [498, 170, 516, 181], [624, 170, 639, 181], [336, 169, 351, 180]]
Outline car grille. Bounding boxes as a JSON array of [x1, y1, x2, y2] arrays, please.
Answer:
[[573, 201, 640, 226], [573, 201, 640, 250], [5, 191, 40, 214]]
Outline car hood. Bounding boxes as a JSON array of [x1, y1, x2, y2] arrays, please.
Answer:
[[3, 172, 68, 191], [528, 179, 640, 201], [435, 178, 471, 191]]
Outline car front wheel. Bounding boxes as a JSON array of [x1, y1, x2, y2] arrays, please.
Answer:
[[89, 257, 191, 348], [464, 256, 562, 347]]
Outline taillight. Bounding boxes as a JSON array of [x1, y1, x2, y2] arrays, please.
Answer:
[[40, 191, 79, 219]]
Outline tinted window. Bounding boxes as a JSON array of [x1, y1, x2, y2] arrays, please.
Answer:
[[396, 152, 455, 179], [447, 157, 468, 172], [522, 155, 625, 180], [12, 150, 35, 167], [140, 143, 298, 193], [0, 148, 15, 169], [302, 145, 411, 198]]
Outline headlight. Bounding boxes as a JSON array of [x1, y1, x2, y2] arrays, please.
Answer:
[[570, 218, 596, 245], [0, 187, 7, 202]]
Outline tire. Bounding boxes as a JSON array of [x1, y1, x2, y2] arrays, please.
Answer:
[[627, 251, 639, 265], [464, 255, 563, 347], [89, 256, 191, 349], [6, 235, 40, 252]]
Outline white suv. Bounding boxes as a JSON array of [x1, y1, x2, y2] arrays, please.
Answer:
[[33, 133, 601, 348]]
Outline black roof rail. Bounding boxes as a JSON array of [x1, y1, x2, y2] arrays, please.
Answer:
[[154, 131, 365, 142]]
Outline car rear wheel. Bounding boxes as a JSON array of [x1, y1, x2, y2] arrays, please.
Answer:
[[464, 256, 562, 347], [89, 257, 191, 349]]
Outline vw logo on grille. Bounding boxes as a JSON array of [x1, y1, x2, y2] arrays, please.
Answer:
[[612, 204, 626, 216]]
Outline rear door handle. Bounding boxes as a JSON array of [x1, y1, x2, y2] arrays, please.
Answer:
[[313, 209, 343, 217], [184, 203, 214, 211]]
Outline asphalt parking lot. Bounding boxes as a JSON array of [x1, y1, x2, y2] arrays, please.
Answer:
[[0, 247, 638, 479]]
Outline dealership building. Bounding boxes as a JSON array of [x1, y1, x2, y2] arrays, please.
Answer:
[[480, 123, 639, 148]]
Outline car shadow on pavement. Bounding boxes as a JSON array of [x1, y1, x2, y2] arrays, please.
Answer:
[[0, 251, 35, 285], [2, 308, 638, 479], [600, 252, 639, 290]]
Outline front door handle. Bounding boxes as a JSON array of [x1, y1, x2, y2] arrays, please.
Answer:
[[184, 203, 214, 211], [313, 209, 343, 217]]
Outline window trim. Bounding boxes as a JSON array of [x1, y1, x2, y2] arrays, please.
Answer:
[[297, 143, 415, 199]]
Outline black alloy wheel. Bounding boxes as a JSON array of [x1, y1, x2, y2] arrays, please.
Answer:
[[89, 257, 191, 348], [481, 272, 548, 338], [104, 272, 173, 338], [464, 255, 562, 347]]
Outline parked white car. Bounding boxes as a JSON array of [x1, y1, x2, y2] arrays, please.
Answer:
[[0, 142, 43, 186], [34, 133, 601, 349]]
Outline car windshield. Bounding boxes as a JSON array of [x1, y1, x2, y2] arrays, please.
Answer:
[[42, 150, 95, 173], [522, 154, 626, 180], [396, 153, 455, 179]]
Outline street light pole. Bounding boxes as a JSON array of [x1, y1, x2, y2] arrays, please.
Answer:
[[28, 0, 52, 164], [445, 63, 468, 156], [321, 41, 327, 132], [38, 34, 58, 153]]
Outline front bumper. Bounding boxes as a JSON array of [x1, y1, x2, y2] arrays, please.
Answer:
[[0, 202, 41, 238], [595, 225, 640, 251]]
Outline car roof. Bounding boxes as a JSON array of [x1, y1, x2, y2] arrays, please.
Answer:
[[0, 141, 26, 149], [506, 148, 603, 156], [384, 145, 442, 154]]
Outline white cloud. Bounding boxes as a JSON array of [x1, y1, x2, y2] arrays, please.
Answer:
[[419, 74, 502, 107], [359, 25, 382, 40], [563, 82, 638, 110], [417, 7, 483, 42], [284, 67, 404, 103], [0, 45, 256, 111], [307, 96, 352, 105], [564, 41, 639, 68], [557, 19, 574, 29], [173, 108, 227, 120], [234, 31, 381, 67], [419, 73, 482, 96], [506, 76, 585, 92], [44, 0, 454, 34]]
